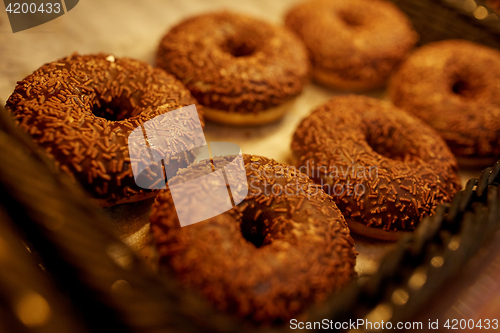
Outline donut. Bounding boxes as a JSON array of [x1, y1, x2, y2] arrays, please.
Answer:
[[150, 154, 356, 324], [156, 12, 310, 126], [6, 53, 204, 207], [284, 0, 418, 91], [388, 40, 500, 167], [291, 96, 461, 241]]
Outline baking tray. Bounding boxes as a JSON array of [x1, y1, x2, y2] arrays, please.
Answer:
[[0, 0, 488, 279]]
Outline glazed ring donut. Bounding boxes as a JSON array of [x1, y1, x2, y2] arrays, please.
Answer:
[[285, 0, 417, 91], [150, 155, 356, 324], [156, 12, 310, 126], [389, 40, 500, 167], [291, 96, 461, 241], [6, 53, 203, 206]]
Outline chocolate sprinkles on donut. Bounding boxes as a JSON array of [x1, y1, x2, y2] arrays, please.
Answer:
[[389, 40, 500, 167], [285, 0, 418, 90], [6, 53, 204, 206], [292, 96, 461, 241], [150, 155, 356, 324], [156, 12, 310, 126]]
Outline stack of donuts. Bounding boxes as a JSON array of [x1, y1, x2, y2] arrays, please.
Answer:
[[4, 0, 500, 326]]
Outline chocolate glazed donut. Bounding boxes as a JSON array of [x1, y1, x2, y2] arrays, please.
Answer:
[[6, 53, 204, 206], [285, 0, 417, 90], [150, 155, 356, 324], [156, 12, 310, 126], [389, 40, 500, 167], [292, 96, 461, 241]]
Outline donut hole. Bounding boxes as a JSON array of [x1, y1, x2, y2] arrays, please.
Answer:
[[366, 127, 412, 161], [452, 80, 467, 95], [222, 38, 258, 58], [337, 10, 365, 28], [451, 78, 481, 99], [451, 73, 485, 99], [240, 215, 268, 248], [367, 138, 406, 161], [92, 98, 134, 121]]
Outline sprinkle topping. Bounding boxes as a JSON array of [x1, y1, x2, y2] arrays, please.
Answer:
[[6, 53, 203, 205], [156, 12, 310, 113], [150, 154, 356, 324], [291, 95, 461, 232], [285, 0, 417, 85], [389, 39, 500, 159]]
